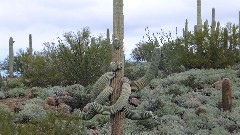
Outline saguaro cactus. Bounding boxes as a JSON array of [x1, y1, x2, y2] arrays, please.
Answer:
[[222, 78, 232, 111], [111, 0, 125, 134], [238, 11, 240, 40], [185, 19, 188, 37], [9, 37, 14, 78], [107, 29, 110, 43], [204, 19, 209, 30], [29, 34, 33, 57], [211, 8, 216, 33], [197, 0, 202, 31]]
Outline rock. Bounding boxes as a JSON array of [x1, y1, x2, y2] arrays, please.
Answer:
[[46, 96, 58, 106], [58, 103, 72, 113], [195, 105, 206, 115], [129, 97, 141, 107]]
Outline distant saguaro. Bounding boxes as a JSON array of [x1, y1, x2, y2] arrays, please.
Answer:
[[29, 34, 32, 57], [239, 11, 240, 40], [211, 8, 216, 33], [204, 19, 209, 30], [222, 78, 232, 111], [9, 37, 14, 78], [107, 29, 110, 43], [185, 19, 188, 37], [197, 0, 202, 31]]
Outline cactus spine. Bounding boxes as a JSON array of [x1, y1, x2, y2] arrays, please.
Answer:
[[9, 37, 14, 78], [197, 0, 202, 31], [29, 34, 32, 57], [222, 78, 232, 111]]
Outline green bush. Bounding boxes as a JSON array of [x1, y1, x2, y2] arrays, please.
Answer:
[[15, 103, 47, 123], [7, 87, 29, 97]]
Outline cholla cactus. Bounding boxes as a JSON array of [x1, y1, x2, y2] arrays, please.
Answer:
[[222, 78, 232, 111]]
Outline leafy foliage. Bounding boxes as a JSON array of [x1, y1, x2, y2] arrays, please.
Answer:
[[131, 23, 240, 71]]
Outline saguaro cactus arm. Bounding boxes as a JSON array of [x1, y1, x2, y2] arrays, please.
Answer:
[[130, 48, 161, 91]]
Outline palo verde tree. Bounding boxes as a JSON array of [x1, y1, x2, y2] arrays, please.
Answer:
[[55, 28, 112, 86]]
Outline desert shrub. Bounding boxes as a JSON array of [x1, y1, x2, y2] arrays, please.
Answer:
[[135, 118, 155, 130], [23, 98, 45, 106], [5, 78, 23, 89], [166, 84, 190, 97], [15, 103, 47, 123], [7, 87, 29, 97], [157, 115, 185, 135], [64, 84, 91, 110], [237, 70, 240, 78], [64, 84, 85, 95], [14, 112, 86, 134], [0, 91, 6, 99], [206, 116, 235, 130], [36, 88, 52, 99], [161, 77, 181, 88], [48, 86, 64, 95], [181, 108, 208, 133], [0, 103, 12, 113], [0, 104, 15, 134], [210, 126, 229, 135], [124, 62, 148, 81], [195, 129, 209, 135]]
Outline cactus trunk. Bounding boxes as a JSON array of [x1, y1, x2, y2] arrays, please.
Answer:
[[111, 0, 125, 134], [197, 0, 202, 31], [9, 37, 14, 78], [107, 29, 110, 43], [222, 78, 232, 111], [238, 11, 240, 40], [29, 34, 32, 57], [185, 19, 188, 37], [211, 8, 216, 33]]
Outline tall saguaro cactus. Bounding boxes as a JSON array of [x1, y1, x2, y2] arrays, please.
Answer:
[[197, 0, 202, 31], [29, 34, 33, 57], [211, 8, 216, 33], [9, 37, 14, 78], [111, 0, 125, 134], [238, 11, 240, 40], [185, 19, 188, 37]]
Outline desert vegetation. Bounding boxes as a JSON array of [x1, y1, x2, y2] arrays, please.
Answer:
[[0, 0, 240, 134]]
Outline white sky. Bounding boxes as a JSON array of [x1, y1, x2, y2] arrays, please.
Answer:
[[0, 0, 239, 61]]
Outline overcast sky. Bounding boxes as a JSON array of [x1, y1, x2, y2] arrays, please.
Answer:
[[0, 0, 239, 61]]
